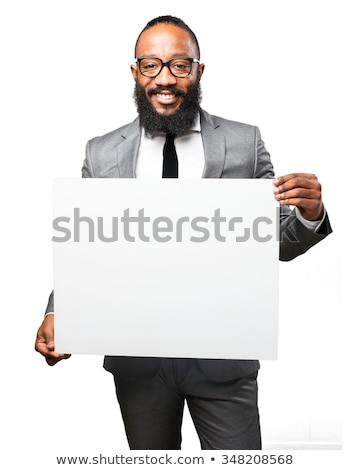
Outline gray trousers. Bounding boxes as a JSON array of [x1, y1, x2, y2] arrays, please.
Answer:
[[113, 358, 261, 450]]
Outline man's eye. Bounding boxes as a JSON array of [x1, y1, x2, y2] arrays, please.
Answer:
[[142, 63, 157, 69], [173, 62, 188, 69]]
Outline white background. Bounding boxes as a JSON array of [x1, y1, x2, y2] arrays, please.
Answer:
[[0, 0, 348, 468]]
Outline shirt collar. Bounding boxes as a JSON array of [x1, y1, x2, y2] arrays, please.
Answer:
[[192, 112, 201, 132]]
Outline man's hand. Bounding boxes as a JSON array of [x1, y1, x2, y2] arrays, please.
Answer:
[[273, 173, 324, 221], [35, 314, 71, 366]]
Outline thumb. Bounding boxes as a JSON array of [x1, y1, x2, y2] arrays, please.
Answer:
[[46, 339, 55, 352]]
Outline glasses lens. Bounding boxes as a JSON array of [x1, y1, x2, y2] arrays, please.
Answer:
[[139, 58, 162, 77], [169, 59, 192, 77]]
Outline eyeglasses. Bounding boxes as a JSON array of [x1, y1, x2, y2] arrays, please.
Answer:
[[135, 57, 200, 78]]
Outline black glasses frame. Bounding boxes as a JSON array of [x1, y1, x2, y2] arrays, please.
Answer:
[[135, 57, 200, 78]]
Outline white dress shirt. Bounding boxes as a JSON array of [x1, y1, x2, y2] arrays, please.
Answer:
[[136, 114, 204, 179]]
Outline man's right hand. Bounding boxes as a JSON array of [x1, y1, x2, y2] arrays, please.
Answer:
[[35, 314, 71, 366]]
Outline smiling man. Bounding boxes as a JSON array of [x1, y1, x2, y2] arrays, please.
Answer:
[[35, 15, 332, 450]]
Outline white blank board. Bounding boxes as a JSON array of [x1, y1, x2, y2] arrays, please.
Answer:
[[54, 178, 279, 359]]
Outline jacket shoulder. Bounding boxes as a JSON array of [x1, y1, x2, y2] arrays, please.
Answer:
[[88, 118, 139, 150], [83, 118, 140, 178], [200, 109, 272, 179]]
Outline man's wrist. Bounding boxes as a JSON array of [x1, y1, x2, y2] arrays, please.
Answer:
[[295, 206, 326, 232]]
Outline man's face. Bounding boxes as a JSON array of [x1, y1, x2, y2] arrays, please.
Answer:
[[131, 24, 204, 117]]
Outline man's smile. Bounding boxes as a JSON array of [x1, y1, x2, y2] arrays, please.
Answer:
[[153, 92, 178, 106], [148, 88, 185, 109]]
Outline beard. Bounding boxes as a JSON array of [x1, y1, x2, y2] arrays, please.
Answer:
[[133, 81, 202, 136]]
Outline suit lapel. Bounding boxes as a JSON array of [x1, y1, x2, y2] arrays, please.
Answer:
[[116, 118, 141, 178], [200, 110, 226, 178]]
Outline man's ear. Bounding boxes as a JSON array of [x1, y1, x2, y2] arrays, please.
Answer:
[[197, 63, 205, 80], [131, 64, 138, 81]]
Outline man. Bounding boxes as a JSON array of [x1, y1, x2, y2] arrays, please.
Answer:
[[35, 15, 332, 450]]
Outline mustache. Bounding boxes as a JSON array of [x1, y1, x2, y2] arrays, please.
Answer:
[[147, 87, 186, 97]]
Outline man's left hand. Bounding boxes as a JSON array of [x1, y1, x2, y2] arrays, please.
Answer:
[[273, 173, 324, 221]]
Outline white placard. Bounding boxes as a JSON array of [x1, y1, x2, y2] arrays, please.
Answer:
[[54, 178, 279, 359]]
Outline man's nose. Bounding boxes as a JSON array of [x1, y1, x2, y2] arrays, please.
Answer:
[[155, 65, 177, 86]]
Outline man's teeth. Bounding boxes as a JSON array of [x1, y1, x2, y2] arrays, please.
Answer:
[[157, 93, 175, 100]]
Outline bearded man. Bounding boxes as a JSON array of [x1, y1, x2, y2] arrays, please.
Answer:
[[35, 15, 332, 450]]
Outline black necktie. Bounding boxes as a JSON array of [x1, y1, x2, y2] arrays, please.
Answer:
[[162, 133, 178, 178]]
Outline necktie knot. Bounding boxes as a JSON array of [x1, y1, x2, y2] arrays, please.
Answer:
[[162, 133, 178, 178]]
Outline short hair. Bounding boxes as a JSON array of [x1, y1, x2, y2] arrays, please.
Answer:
[[134, 15, 201, 59]]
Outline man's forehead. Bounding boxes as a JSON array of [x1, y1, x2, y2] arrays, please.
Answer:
[[135, 24, 197, 58]]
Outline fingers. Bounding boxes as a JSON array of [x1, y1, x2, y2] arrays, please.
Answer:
[[273, 173, 323, 221], [45, 354, 71, 367], [273, 174, 320, 197], [273, 173, 319, 187], [35, 314, 71, 366], [35, 316, 55, 355]]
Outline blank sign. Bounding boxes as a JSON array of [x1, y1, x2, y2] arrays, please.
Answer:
[[54, 178, 279, 359]]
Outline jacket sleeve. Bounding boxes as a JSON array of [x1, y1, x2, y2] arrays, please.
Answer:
[[254, 126, 275, 179], [278, 206, 332, 261], [81, 140, 95, 178], [45, 290, 54, 315]]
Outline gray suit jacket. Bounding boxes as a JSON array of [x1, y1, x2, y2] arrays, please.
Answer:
[[46, 109, 332, 381]]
